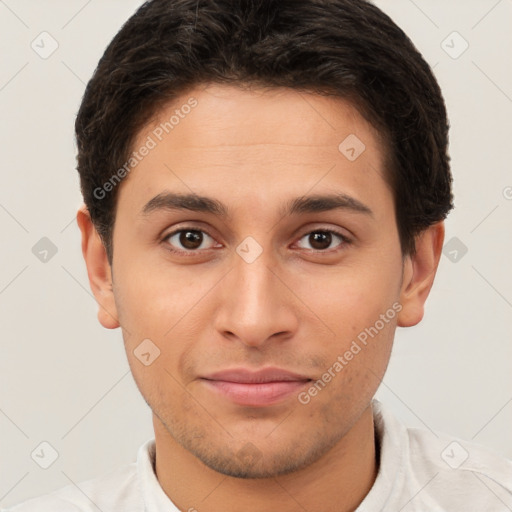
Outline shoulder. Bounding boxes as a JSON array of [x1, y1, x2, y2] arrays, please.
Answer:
[[374, 400, 512, 510], [407, 425, 512, 499], [2, 460, 139, 512]]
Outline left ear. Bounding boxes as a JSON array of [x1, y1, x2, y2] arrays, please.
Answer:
[[397, 221, 445, 327]]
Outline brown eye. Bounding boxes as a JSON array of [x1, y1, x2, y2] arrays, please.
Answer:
[[296, 230, 349, 252], [180, 230, 202, 249], [309, 232, 332, 250], [164, 228, 216, 253]]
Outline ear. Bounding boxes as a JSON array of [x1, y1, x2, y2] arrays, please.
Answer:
[[397, 221, 445, 327], [76, 204, 120, 329]]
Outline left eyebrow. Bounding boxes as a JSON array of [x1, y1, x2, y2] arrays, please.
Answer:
[[281, 193, 374, 218], [140, 191, 374, 218]]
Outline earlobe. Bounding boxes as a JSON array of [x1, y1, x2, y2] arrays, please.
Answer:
[[397, 221, 445, 328], [76, 205, 120, 329]]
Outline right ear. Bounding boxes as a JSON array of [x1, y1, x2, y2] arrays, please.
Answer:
[[76, 204, 120, 329]]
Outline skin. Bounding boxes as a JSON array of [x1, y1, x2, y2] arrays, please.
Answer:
[[77, 84, 444, 512]]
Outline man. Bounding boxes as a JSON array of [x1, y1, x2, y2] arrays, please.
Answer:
[[5, 0, 512, 510]]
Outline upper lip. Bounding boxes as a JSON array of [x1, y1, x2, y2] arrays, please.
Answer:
[[201, 367, 311, 383]]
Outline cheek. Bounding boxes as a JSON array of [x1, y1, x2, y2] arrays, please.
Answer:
[[290, 260, 400, 330], [113, 270, 205, 387], [289, 262, 399, 387], [307, 316, 395, 415], [113, 257, 196, 338]]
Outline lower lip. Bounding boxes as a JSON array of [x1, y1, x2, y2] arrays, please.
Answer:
[[201, 379, 311, 406]]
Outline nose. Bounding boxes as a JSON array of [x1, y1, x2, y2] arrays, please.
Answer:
[[213, 246, 299, 348]]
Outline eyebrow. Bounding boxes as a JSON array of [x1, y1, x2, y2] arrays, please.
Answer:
[[141, 191, 374, 218]]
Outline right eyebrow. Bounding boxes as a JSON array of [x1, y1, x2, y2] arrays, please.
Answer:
[[141, 192, 229, 218]]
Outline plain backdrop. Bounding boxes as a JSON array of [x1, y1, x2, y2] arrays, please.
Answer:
[[1, 0, 511, 508]]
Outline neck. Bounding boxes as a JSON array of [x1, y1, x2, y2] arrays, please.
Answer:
[[152, 404, 378, 512]]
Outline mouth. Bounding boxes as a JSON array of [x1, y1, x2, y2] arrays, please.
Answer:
[[200, 367, 312, 407]]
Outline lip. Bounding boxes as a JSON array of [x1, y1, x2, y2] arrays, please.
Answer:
[[200, 367, 312, 407]]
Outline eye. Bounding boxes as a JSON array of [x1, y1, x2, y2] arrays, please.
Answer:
[[162, 226, 351, 256], [163, 228, 218, 254], [295, 229, 351, 252]]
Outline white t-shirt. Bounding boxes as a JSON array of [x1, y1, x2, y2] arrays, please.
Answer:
[[3, 399, 512, 511]]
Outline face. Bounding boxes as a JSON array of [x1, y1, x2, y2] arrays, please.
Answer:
[[93, 84, 412, 478]]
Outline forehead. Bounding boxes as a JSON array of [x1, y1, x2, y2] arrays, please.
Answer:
[[145, 84, 384, 149], [119, 84, 392, 220]]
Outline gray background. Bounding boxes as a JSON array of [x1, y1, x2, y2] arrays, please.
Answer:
[[1, 0, 511, 508]]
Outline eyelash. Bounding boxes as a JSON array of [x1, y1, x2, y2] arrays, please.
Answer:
[[162, 226, 352, 256]]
